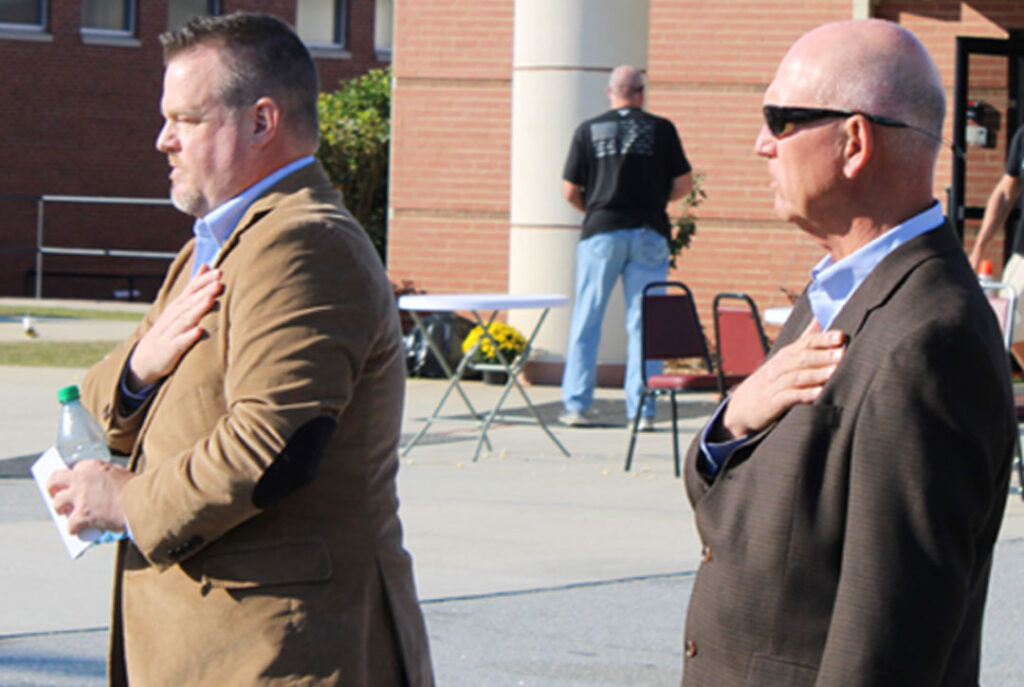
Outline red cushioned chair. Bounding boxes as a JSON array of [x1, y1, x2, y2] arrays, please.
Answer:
[[625, 281, 718, 477], [712, 292, 769, 396]]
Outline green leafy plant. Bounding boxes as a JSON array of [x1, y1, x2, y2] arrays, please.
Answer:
[[316, 67, 391, 262], [462, 322, 527, 365], [669, 172, 706, 269]]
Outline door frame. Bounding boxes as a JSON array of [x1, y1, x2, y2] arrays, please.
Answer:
[[950, 35, 1024, 242]]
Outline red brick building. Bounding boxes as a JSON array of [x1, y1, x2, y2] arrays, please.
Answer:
[[387, 1, 1024, 369], [0, 0, 391, 300]]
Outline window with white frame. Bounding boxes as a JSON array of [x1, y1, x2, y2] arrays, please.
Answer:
[[0, 0, 46, 31], [295, 0, 347, 50], [374, 0, 392, 59], [81, 0, 135, 36], [168, 0, 219, 31]]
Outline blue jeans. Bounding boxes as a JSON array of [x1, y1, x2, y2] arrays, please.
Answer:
[[562, 228, 669, 421]]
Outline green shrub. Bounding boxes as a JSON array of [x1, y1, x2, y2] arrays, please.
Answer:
[[316, 67, 391, 262]]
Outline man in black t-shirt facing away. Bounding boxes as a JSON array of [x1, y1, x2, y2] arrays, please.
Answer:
[[968, 123, 1024, 359], [560, 65, 693, 430]]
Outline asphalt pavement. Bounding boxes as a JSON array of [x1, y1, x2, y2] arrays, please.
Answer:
[[1, 302, 1022, 686]]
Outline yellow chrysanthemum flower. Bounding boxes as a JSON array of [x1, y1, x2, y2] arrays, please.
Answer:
[[462, 322, 527, 363]]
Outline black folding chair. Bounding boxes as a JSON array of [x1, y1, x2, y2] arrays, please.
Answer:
[[625, 281, 718, 477]]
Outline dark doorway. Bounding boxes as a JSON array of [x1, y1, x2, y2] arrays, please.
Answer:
[[950, 35, 1024, 261]]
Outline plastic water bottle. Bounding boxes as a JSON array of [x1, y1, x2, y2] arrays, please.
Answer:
[[56, 384, 110, 466], [55, 385, 110, 542]]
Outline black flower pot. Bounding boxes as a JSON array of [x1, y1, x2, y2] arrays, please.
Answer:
[[482, 370, 508, 385]]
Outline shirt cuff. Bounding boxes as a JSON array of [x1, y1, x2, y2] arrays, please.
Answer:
[[95, 529, 128, 545], [699, 399, 747, 475], [119, 355, 157, 415]]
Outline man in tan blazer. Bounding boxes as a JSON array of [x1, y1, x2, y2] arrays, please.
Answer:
[[682, 20, 1015, 686], [47, 13, 433, 686]]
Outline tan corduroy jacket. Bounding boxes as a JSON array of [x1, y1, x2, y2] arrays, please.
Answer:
[[82, 162, 434, 686]]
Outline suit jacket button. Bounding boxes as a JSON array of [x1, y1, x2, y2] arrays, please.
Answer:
[[701, 545, 712, 562], [685, 640, 697, 658]]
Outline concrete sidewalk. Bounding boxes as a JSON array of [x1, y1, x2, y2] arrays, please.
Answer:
[[1, 302, 1022, 684]]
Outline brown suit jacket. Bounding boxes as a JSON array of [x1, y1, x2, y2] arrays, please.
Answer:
[[82, 163, 434, 686], [683, 221, 1015, 686]]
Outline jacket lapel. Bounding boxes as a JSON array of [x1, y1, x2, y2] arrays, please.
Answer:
[[773, 220, 957, 353], [827, 219, 957, 341], [128, 263, 193, 471], [211, 161, 336, 270], [722, 220, 957, 472], [771, 295, 813, 352]]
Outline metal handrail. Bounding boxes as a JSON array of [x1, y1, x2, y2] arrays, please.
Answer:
[[23, 194, 179, 298]]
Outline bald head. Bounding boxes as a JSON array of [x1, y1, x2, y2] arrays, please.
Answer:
[[777, 19, 945, 154], [757, 20, 946, 254], [607, 66, 645, 108]]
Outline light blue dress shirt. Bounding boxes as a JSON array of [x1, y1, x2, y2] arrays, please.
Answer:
[[700, 201, 945, 473], [190, 156, 316, 275]]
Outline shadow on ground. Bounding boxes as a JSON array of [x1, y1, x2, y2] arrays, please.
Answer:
[[409, 398, 721, 432]]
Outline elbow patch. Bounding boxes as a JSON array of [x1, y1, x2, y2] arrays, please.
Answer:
[[252, 416, 338, 509]]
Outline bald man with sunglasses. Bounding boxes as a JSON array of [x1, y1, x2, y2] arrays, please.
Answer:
[[681, 20, 1014, 686]]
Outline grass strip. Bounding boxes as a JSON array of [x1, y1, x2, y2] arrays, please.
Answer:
[[0, 341, 121, 368], [0, 306, 143, 321]]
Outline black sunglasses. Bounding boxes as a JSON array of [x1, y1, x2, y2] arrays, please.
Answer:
[[761, 105, 965, 162], [762, 105, 916, 138]]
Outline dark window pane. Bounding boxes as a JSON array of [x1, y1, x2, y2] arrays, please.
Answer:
[[82, 0, 131, 32], [168, 0, 217, 31], [0, 0, 44, 25]]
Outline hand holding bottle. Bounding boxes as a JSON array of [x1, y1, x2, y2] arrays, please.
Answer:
[[48, 459, 133, 536], [47, 385, 133, 537]]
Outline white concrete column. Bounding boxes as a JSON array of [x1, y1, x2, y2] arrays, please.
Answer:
[[851, 0, 876, 19], [508, 0, 649, 384]]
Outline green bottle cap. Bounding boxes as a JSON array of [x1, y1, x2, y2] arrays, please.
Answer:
[[57, 385, 81, 404]]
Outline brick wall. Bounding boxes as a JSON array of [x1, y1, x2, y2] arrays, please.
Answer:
[[387, 0, 1024, 342], [387, 0, 513, 294], [0, 0, 386, 300], [648, 0, 851, 324]]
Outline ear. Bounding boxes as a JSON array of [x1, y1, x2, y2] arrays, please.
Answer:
[[249, 97, 281, 150], [841, 115, 872, 178]]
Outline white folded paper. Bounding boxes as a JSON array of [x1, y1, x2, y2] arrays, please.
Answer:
[[31, 446, 101, 559]]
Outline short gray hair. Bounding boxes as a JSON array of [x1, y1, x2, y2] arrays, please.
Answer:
[[608, 66, 644, 99]]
